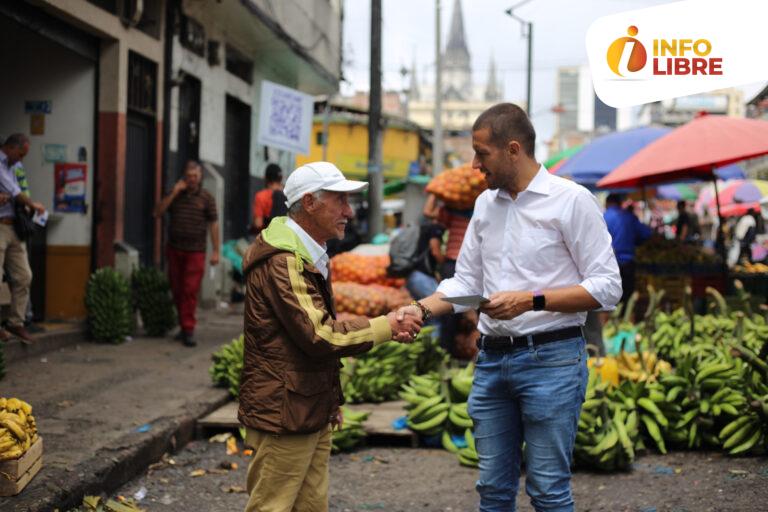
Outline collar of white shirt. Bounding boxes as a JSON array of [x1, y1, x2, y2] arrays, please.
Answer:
[[285, 217, 329, 278], [493, 165, 551, 201]]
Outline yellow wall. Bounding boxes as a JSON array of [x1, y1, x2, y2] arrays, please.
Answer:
[[46, 246, 90, 320], [296, 121, 420, 180]]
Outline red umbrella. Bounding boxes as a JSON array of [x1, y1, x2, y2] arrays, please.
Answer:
[[598, 115, 768, 189]]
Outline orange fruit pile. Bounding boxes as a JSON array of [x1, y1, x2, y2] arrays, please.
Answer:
[[330, 253, 405, 288], [426, 163, 487, 210]]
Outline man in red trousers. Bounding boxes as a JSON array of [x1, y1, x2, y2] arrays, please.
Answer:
[[154, 160, 219, 346]]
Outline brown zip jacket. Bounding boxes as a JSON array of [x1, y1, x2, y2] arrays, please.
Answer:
[[238, 218, 393, 434]]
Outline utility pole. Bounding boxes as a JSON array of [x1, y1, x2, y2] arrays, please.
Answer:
[[505, 0, 535, 115], [367, 0, 384, 238], [433, 0, 443, 176], [321, 94, 332, 161]]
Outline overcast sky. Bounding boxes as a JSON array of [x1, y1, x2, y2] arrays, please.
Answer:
[[341, 0, 766, 158]]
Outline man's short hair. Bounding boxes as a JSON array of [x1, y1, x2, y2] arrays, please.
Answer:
[[3, 133, 29, 148], [472, 103, 536, 157], [265, 163, 283, 184], [184, 160, 202, 172], [606, 193, 624, 206]]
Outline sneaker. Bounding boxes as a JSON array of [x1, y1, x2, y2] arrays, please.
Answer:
[[182, 332, 197, 347], [0, 328, 10, 342], [6, 324, 33, 344], [174, 331, 185, 341]]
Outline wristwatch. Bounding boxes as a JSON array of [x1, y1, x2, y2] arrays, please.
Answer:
[[532, 291, 546, 312], [410, 300, 432, 321]]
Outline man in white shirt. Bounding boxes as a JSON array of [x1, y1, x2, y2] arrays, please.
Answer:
[[398, 104, 621, 511]]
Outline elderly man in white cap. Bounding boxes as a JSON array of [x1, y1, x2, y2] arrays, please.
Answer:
[[238, 162, 423, 512]]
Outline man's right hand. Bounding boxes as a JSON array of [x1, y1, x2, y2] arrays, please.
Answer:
[[172, 179, 188, 195], [386, 311, 423, 343], [30, 201, 45, 215]]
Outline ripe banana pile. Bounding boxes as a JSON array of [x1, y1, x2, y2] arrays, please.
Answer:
[[342, 326, 447, 403], [331, 407, 370, 453], [615, 350, 672, 382], [0, 397, 38, 461]]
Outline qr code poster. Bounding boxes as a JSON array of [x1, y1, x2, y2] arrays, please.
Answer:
[[257, 80, 314, 155]]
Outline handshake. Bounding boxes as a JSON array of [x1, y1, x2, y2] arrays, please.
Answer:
[[385, 303, 427, 344]]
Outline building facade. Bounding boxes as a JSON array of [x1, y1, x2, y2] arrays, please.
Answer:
[[0, 0, 342, 320]]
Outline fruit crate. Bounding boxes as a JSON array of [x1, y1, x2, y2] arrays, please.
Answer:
[[0, 436, 43, 496]]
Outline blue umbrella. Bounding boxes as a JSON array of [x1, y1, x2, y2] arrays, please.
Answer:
[[556, 127, 671, 188], [713, 163, 745, 180]]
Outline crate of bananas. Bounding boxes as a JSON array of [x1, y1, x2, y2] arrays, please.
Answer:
[[0, 397, 42, 496]]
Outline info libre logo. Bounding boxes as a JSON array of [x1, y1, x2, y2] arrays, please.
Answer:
[[606, 26, 723, 78]]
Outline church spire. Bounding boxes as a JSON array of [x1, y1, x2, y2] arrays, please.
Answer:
[[485, 55, 502, 101], [443, 0, 472, 100]]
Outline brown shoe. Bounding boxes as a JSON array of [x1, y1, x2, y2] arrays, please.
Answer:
[[0, 328, 9, 342], [6, 324, 33, 344]]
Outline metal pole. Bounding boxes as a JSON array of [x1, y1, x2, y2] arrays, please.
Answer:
[[367, 0, 384, 238], [526, 22, 533, 115], [433, 0, 443, 176]]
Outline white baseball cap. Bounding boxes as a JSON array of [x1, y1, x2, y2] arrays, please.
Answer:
[[284, 162, 368, 207]]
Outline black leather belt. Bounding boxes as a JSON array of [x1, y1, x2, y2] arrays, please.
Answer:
[[477, 326, 584, 352]]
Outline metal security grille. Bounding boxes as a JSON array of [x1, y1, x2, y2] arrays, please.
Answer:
[[127, 51, 157, 116]]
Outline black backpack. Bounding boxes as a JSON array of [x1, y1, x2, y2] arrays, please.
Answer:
[[387, 225, 430, 278]]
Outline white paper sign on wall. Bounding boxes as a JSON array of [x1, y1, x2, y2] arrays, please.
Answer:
[[257, 80, 314, 155]]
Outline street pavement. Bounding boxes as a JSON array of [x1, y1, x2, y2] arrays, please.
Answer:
[[0, 305, 244, 512]]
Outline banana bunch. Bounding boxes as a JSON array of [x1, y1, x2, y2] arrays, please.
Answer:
[[449, 362, 474, 403], [660, 352, 747, 449], [616, 350, 672, 382], [85, 267, 135, 344], [342, 327, 445, 403], [608, 379, 678, 454], [0, 397, 38, 461], [331, 407, 370, 453], [0, 339, 5, 380], [132, 266, 177, 337], [209, 334, 244, 398], [401, 374, 450, 436], [441, 428, 478, 467], [575, 371, 638, 471]]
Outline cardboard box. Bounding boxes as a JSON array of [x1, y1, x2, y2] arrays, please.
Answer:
[[0, 437, 43, 496]]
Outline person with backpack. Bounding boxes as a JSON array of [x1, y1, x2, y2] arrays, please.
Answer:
[[388, 219, 445, 300], [251, 163, 288, 234]]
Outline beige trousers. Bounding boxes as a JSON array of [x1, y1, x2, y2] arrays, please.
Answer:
[[244, 426, 332, 512], [0, 224, 31, 326]]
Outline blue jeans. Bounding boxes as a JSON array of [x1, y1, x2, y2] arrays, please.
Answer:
[[405, 270, 438, 300], [468, 337, 588, 512]]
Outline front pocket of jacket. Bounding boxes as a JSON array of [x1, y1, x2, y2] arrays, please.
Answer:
[[281, 370, 333, 433]]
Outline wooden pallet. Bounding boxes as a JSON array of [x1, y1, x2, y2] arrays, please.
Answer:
[[197, 401, 417, 447]]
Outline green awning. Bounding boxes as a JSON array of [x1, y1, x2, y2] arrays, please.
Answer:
[[544, 145, 583, 169]]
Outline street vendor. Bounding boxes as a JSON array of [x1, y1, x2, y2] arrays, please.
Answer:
[[238, 161, 422, 512], [397, 103, 622, 511]]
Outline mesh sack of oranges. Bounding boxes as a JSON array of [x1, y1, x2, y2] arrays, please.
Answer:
[[333, 282, 389, 317], [425, 163, 487, 210], [330, 253, 405, 288], [369, 284, 412, 310]]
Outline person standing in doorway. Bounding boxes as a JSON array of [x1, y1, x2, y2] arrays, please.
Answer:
[[251, 163, 288, 234], [0, 134, 45, 343], [154, 160, 219, 346], [397, 104, 622, 511]]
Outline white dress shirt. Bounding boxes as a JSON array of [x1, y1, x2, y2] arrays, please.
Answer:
[[285, 217, 329, 279], [436, 165, 622, 336]]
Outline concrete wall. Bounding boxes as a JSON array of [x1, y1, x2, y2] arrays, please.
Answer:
[[0, 17, 96, 246]]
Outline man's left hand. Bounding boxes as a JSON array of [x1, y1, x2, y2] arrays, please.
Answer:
[[210, 251, 220, 266], [331, 409, 343, 431], [480, 291, 533, 320]]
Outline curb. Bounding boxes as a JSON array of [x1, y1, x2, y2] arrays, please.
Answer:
[[4, 324, 86, 365], [0, 388, 231, 512]]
